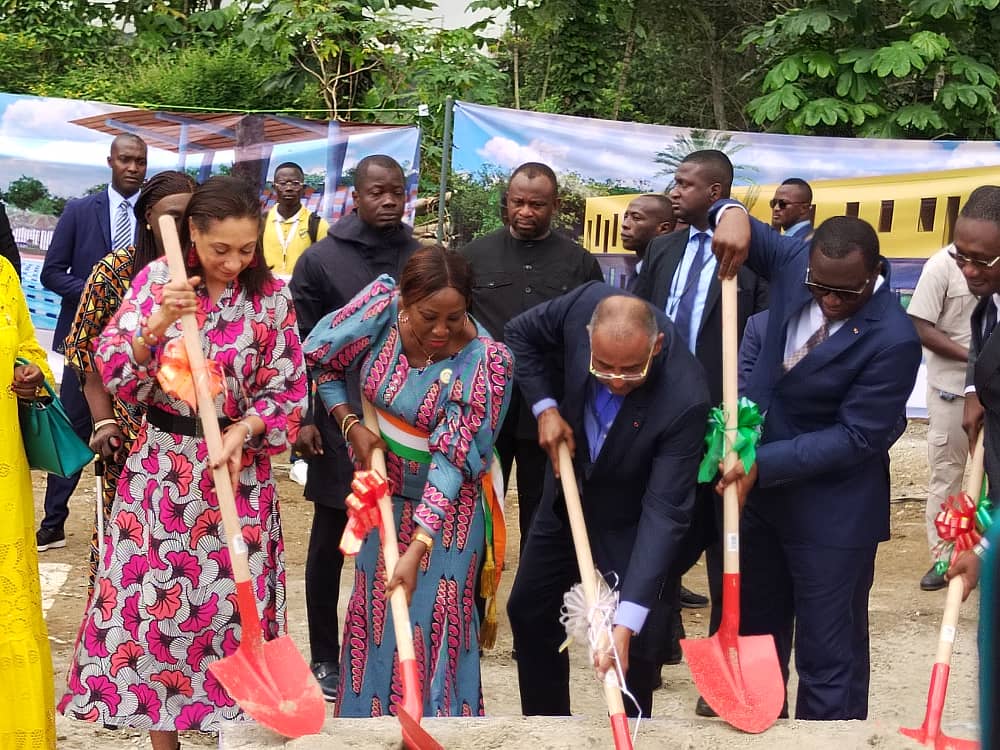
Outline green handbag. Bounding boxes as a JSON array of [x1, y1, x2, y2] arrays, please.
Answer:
[[15, 358, 94, 478]]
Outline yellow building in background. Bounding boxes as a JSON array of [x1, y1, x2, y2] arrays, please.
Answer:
[[582, 164, 1000, 258]]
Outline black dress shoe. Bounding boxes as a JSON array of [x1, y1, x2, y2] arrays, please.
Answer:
[[679, 586, 709, 609], [920, 565, 946, 591], [695, 696, 717, 717], [312, 661, 339, 702]]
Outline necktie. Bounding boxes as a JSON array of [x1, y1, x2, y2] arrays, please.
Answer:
[[984, 298, 997, 342], [783, 317, 831, 372], [113, 199, 132, 251], [672, 232, 709, 349]]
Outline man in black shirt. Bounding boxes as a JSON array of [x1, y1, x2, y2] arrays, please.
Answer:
[[462, 162, 604, 547], [290, 154, 420, 702]]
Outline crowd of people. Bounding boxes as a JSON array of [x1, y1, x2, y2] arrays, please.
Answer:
[[3, 132, 998, 750]]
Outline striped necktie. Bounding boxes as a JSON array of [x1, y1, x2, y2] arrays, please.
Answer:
[[113, 199, 132, 250], [783, 318, 830, 372]]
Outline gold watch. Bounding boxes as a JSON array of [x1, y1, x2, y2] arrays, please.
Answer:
[[412, 528, 434, 551]]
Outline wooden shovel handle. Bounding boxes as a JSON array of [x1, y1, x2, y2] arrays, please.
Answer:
[[936, 576, 965, 665], [557, 443, 629, 718], [361, 398, 417, 663], [720, 276, 740, 576], [159, 215, 252, 587], [966, 431, 985, 501]]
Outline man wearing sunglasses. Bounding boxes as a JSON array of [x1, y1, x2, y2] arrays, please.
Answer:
[[709, 201, 922, 721], [770, 177, 814, 239], [504, 283, 710, 720]]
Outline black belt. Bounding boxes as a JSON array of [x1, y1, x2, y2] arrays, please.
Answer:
[[146, 404, 233, 438]]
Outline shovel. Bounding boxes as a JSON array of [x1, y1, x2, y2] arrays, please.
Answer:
[[899, 435, 984, 749], [679, 275, 784, 734], [557, 442, 634, 750], [159, 216, 325, 738], [360, 398, 443, 750]]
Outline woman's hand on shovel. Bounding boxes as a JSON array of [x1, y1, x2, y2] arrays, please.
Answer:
[[595, 624, 632, 682], [388, 542, 424, 606], [716, 460, 758, 510], [945, 550, 982, 601], [215, 423, 251, 492]]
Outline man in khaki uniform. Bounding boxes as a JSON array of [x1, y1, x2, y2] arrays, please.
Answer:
[[907, 244, 978, 590]]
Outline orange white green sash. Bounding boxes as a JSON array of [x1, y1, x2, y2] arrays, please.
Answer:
[[375, 406, 507, 647]]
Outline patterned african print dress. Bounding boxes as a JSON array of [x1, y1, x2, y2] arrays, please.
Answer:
[[58, 259, 307, 731], [304, 275, 513, 718], [64, 246, 144, 592]]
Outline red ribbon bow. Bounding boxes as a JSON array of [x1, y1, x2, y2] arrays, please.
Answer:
[[156, 337, 226, 409], [339, 470, 387, 556], [934, 491, 982, 559]]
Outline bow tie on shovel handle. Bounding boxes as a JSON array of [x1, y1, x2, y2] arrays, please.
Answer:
[[159, 216, 325, 738], [360, 399, 443, 750], [679, 274, 784, 734], [557, 442, 634, 750], [899, 433, 984, 750]]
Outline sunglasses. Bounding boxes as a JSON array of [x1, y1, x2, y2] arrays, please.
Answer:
[[589, 343, 655, 382], [769, 199, 809, 210], [804, 267, 871, 299], [275, 180, 303, 188], [948, 249, 1000, 270]]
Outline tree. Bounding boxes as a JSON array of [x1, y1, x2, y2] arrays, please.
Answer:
[[4, 176, 49, 210], [743, 0, 1000, 138], [654, 129, 755, 182]]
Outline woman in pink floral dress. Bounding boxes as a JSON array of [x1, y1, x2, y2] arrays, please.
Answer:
[[59, 176, 307, 750]]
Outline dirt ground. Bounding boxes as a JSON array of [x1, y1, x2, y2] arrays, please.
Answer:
[[36, 421, 984, 749]]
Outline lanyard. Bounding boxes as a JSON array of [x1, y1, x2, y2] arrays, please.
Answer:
[[273, 209, 302, 266]]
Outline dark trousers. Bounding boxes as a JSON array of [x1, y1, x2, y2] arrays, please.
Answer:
[[739, 505, 876, 720], [41, 366, 90, 530], [495, 424, 548, 551], [507, 522, 661, 718], [305, 503, 348, 664]]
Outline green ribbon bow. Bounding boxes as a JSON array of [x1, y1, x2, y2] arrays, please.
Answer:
[[697, 397, 764, 484]]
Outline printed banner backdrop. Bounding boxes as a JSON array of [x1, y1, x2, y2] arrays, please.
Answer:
[[3, 91, 421, 381], [452, 101, 960, 416]]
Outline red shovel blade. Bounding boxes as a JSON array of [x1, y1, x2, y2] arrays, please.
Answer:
[[208, 634, 326, 738], [681, 631, 784, 734], [398, 707, 444, 750], [900, 663, 980, 749]]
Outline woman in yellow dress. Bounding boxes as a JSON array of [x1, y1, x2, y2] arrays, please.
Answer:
[[0, 254, 56, 749]]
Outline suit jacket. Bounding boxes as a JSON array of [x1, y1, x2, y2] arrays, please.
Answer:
[[504, 282, 711, 611], [633, 227, 768, 404], [727, 209, 922, 548], [739, 309, 769, 394], [970, 297, 1000, 503], [41, 191, 112, 351], [785, 221, 814, 239]]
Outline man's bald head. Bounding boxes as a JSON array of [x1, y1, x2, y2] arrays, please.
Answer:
[[588, 295, 658, 345], [587, 295, 663, 395]]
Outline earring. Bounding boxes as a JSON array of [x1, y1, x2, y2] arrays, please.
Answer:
[[186, 243, 199, 267], [399, 311, 410, 324], [145, 223, 151, 231]]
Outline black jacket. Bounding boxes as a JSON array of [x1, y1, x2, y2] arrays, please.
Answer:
[[291, 212, 420, 507]]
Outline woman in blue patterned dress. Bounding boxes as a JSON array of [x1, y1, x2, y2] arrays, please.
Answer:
[[303, 246, 513, 718]]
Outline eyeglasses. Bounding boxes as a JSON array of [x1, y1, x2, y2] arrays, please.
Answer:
[[804, 267, 871, 299], [589, 343, 655, 382], [769, 199, 809, 210], [948, 249, 1000, 269], [275, 180, 303, 188]]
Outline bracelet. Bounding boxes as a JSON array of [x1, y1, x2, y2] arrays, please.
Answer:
[[92, 418, 118, 433], [340, 412, 361, 438], [134, 322, 160, 351], [240, 420, 254, 444], [412, 528, 435, 551], [974, 537, 991, 559]]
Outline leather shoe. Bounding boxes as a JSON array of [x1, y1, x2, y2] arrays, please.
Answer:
[[680, 585, 709, 609], [920, 565, 946, 591], [36, 526, 66, 552], [312, 661, 339, 702], [695, 696, 717, 717]]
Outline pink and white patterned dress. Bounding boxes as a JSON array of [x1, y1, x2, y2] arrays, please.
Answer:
[[58, 259, 306, 731]]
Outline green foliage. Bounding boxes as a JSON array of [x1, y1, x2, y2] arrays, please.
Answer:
[[744, 0, 1000, 137], [449, 166, 508, 246], [4, 176, 49, 210]]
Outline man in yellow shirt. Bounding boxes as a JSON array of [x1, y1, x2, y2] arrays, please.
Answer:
[[263, 161, 329, 275]]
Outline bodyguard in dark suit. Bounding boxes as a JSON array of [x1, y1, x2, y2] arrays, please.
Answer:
[[291, 155, 419, 701], [505, 283, 710, 718], [711, 202, 922, 720], [619, 194, 675, 292], [769, 177, 814, 240], [36, 134, 147, 550], [633, 150, 767, 672]]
